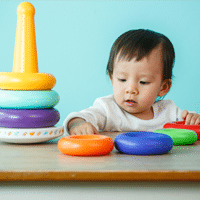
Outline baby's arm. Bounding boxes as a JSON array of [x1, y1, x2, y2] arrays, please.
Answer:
[[67, 117, 99, 135], [182, 110, 200, 125]]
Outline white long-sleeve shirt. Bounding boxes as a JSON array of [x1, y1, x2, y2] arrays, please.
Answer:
[[63, 94, 183, 134]]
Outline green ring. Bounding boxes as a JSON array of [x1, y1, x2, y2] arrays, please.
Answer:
[[154, 129, 197, 145]]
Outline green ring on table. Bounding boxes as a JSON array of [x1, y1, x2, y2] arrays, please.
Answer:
[[154, 129, 197, 145], [0, 90, 59, 109], [164, 121, 200, 139]]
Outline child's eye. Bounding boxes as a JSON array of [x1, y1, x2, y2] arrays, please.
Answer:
[[118, 78, 126, 82], [140, 81, 149, 85]]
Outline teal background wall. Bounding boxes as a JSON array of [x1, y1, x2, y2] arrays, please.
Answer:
[[0, 0, 200, 125]]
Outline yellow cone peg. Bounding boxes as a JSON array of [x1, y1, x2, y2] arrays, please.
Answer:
[[13, 2, 38, 73], [0, 2, 56, 90]]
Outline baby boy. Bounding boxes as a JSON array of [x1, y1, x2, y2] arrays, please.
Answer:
[[64, 29, 200, 135]]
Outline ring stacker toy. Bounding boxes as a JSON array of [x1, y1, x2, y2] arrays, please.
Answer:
[[0, 90, 60, 109], [0, 2, 63, 143], [0, 108, 60, 128], [164, 121, 200, 140], [58, 135, 114, 156], [154, 129, 198, 145], [0, 2, 56, 90], [0, 126, 64, 144], [114, 132, 173, 155]]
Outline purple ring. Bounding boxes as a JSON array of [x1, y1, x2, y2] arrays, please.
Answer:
[[0, 108, 60, 128]]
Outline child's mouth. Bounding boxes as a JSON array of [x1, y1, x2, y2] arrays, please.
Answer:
[[125, 100, 137, 106]]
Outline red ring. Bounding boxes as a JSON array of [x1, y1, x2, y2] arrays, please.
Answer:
[[164, 121, 200, 139], [58, 135, 114, 156]]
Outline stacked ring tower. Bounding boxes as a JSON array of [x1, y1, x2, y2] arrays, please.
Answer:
[[0, 2, 64, 143]]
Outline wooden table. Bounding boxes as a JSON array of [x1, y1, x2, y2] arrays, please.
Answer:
[[0, 131, 200, 181], [0, 132, 200, 200]]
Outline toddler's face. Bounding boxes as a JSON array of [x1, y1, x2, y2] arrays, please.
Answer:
[[110, 45, 170, 120]]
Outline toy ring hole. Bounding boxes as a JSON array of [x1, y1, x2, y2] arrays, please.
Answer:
[[172, 121, 185, 125], [69, 135, 105, 140]]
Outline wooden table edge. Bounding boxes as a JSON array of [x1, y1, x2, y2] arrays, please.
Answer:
[[0, 170, 200, 181]]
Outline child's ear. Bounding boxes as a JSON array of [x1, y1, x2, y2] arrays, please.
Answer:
[[158, 79, 172, 97]]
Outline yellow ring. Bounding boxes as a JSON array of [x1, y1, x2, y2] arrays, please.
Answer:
[[0, 72, 56, 90]]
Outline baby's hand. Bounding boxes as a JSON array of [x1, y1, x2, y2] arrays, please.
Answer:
[[182, 110, 200, 125], [68, 118, 99, 135]]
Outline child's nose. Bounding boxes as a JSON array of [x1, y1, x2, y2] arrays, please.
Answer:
[[125, 85, 139, 95]]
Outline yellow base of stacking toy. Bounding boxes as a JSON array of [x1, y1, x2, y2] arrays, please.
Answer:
[[0, 72, 56, 90]]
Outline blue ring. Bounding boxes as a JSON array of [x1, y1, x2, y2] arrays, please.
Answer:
[[0, 90, 59, 109], [114, 132, 173, 155]]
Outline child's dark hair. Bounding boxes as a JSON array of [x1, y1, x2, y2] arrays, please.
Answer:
[[106, 29, 175, 81]]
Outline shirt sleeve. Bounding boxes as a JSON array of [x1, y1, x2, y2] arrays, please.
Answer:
[[176, 106, 183, 121], [63, 97, 107, 134], [153, 100, 196, 123]]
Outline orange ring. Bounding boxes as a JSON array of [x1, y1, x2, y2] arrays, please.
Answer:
[[58, 135, 114, 156]]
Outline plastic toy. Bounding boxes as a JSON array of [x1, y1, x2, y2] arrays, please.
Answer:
[[0, 126, 64, 144], [0, 108, 60, 128], [58, 135, 114, 156], [0, 2, 63, 143], [114, 132, 173, 155], [0, 2, 56, 90], [0, 90, 59, 109], [164, 121, 200, 139], [154, 129, 197, 145]]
